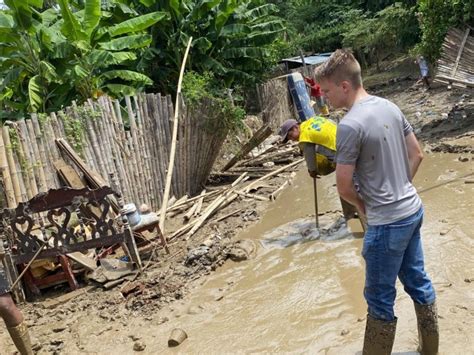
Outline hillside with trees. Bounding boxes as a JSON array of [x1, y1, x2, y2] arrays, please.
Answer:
[[0, 0, 472, 120]]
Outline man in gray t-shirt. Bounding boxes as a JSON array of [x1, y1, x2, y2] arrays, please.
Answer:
[[315, 49, 438, 355], [336, 95, 422, 225]]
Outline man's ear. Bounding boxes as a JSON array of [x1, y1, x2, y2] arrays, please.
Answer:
[[341, 80, 351, 93]]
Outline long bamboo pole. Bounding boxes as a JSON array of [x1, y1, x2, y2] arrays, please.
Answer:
[[159, 36, 193, 233], [0, 131, 16, 207]]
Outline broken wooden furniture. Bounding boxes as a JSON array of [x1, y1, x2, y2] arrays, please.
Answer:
[[0, 186, 141, 299], [131, 212, 170, 254]]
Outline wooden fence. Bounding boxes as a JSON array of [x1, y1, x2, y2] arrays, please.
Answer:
[[436, 27, 474, 88], [256, 63, 320, 130], [257, 77, 295, 131], [0, 94, 228, 211]]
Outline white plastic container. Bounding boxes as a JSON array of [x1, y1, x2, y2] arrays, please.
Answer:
[[121, 203, 141, 226]]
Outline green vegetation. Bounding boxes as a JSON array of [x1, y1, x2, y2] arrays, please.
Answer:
[[0, 0, 472, 129], [182, 71, 245, 134], [416, 0, 474, 62]]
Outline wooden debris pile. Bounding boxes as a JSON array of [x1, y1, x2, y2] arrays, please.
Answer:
[[436, 27, 474, 88], [168, 159, 302, 241], [216, 123, 301, 179], [160, 129, 304, 243]]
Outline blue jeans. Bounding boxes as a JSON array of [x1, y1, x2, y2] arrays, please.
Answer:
[[362, 207, 436, 321]]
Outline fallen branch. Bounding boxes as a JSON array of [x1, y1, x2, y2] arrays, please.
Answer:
[[222, 125, 272, 171]]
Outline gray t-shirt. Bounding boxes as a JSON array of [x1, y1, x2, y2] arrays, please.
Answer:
[[336, 95, 421, 225]]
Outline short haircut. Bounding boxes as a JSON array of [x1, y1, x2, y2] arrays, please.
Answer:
[[314, 49, 362, 88]]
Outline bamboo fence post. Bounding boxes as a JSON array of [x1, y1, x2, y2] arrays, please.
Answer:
[[159, 36, 193, 233], [31, 114, 54, 190], [112, 98, 137, 203], [106, 97, 131, 201], [19, 120, 39, 194], [5, 126, 27, 202], [126, 131, 140, 203], [125, 95, 146, 205], [142, 94, 158, 209], [25, 119, 47, 193], [43, 116, 60, 187], [45, 114, 60, 159], [133, 95, 153, 206], [14, 122, 37, 199], [0, 131, 16, 207], [151, 94, 166, 205], [50, 112, 65, 138], [94, 99, 116, 186]]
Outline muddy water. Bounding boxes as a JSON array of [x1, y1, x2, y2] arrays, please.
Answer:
[[142, 152, 473, 354], [12, 153, 470, 354]]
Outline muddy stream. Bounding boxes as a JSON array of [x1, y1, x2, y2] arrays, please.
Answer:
[[2, 153, 472, 354], [83, 152, 473, 354]]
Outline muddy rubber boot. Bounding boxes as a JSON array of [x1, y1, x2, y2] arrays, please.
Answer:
[[415, 301, 439, 355], [362, 314, 397, 355], [7, 321, 33, 355]]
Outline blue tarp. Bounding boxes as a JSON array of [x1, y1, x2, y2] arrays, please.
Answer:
[[287, 72, 314, 122], [280, 53, 332, 66]]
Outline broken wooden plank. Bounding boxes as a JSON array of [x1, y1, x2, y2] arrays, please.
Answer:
[[222, 125, 273, 171], [54, 159, 84, 188], [451, 28, 471, 78], [215, 208, 245, 222], [55, 139, 120, 213], [67, 252, 97, 271]]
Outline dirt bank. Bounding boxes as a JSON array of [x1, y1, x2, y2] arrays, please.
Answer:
[[1, 74, 473, 354]]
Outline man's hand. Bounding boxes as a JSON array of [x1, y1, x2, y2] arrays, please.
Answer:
[[308, 170, 320, 179]]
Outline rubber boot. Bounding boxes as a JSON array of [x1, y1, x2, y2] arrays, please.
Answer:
[[415, 301, 439, 355], [362, 314, 397, 355], [7, 320, 33, 355]]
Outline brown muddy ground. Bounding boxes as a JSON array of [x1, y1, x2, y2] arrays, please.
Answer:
[[1, 75, 473, 354]]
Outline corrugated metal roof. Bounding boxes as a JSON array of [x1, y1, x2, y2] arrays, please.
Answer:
[[280, 53, 333, 66]]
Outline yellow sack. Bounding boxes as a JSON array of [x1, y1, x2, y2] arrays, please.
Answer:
[[316, 154, 335, 175], [299, 116, 337, 150], [299, 116, 337, 175]]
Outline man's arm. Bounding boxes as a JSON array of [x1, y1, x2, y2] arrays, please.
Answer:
[[336, 164, 365, 215], [405, 132, 424, 180]]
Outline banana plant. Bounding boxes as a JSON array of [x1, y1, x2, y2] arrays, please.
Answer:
[[0, 0, 166, 119], [137, 0, 285, 92], [56, 0, 166, 99], [0, 0, 62, 116]]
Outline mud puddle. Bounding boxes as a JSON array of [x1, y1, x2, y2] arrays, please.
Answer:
[[140, 152, 473, 354]]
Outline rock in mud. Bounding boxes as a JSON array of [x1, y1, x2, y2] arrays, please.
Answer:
[[133, 341, 146, 351], [187, 305, 201, 315], [227, 240, 256, 262], [168, 328, 188, 347], [458, 155, 470, 162], [185, 246, 210, 265]]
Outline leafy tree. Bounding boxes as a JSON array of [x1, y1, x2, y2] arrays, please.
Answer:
[[0, 0, 165, 118], [417, 0, 474, 62], [343, 3, 419, 69], [133, 0, 285, 93]]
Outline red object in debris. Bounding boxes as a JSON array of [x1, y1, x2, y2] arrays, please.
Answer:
[[304, 76, 323, 98]]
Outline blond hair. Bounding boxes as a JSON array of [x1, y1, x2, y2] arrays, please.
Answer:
[[314, 49, 362, 88]]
